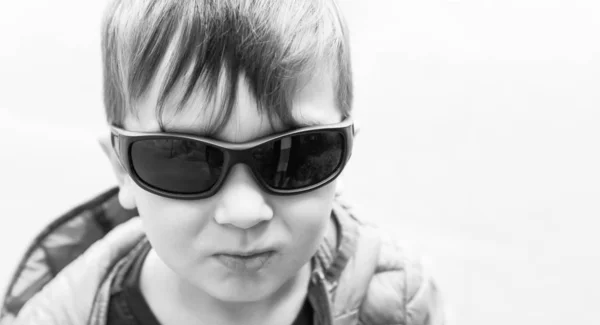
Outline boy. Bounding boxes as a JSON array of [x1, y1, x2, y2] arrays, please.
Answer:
[[5, 0, 444, 324]]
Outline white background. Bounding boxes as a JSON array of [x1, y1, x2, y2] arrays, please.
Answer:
[[1, 0, 599, 324]]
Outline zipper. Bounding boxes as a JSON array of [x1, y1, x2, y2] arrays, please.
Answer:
[[309, 269, 333, 325]]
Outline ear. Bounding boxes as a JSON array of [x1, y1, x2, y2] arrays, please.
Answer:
[[334, 173, 345, 197], [98, 135, 137, 210], [352, 119, 361, 138], [118, 176, 137, 210]]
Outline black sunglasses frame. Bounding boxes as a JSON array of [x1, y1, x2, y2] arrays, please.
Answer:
[[110, 119, 354, 200]]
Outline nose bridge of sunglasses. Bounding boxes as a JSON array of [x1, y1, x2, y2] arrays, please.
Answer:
[[219, 135, 292, 188], [225, 133, 291, 160], [219, 162, 266, 194]]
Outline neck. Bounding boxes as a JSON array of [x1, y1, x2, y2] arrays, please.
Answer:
[[140, 249, 311, 325]]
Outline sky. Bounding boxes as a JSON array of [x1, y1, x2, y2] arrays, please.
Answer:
[[1, 1, 600, 324]]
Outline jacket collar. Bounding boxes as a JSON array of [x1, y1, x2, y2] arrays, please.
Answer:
[[308, 200, 360, 325], [316, 201, 360, 283]]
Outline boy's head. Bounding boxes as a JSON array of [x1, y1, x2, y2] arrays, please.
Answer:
[[101, 0, 353, 303]]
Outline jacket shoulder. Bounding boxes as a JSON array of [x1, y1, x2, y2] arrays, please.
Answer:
[[358, 226, 445, 325], [1, 187, 136, 321], [6, 218, 144, 325]]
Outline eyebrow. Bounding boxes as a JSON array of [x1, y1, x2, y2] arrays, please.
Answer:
[[273, 118, 337, 137], [247, 119, 324, 140], [289, 119, 322, 128]]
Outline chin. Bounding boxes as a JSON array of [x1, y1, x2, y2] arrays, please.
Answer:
[[203, 279, 278, 303]]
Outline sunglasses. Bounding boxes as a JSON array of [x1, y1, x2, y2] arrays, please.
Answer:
[[110, 119, 354, 200]]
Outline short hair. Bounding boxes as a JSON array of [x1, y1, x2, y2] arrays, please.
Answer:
[[101, 0, 353, 134]]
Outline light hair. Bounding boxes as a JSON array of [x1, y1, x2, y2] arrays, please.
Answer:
[[101, 0, 353, 134]]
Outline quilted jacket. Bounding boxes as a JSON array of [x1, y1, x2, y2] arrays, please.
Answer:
[[1, 188, 445, 325]]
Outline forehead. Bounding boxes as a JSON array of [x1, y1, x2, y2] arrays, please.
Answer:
[[125, 70, 342, 143]]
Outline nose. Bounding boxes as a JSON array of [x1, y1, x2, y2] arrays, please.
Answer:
[[213, 164, 274, 229]]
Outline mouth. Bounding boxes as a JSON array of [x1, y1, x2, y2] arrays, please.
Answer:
[[214, 250, 277, 272]]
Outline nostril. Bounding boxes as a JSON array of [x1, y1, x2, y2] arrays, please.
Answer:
[[213, 205, 227, 225], [260, 203, 274, 219]]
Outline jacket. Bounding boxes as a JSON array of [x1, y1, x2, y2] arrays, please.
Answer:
[[1, 187, 444, 325]]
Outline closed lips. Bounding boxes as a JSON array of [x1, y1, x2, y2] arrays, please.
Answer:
[[214, 250, 277, 271], [218, 250, 275, 257]]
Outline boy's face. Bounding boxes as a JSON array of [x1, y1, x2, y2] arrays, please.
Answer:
[[119, 71, 342, 302]]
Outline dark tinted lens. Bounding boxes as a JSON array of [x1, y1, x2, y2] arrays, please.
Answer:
[[130, 138, 224, 194], [253, 131, 344, 189]]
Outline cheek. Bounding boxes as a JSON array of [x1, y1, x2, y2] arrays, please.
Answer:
[[132, 186, 214, 262], [274, 181, 338, 252]]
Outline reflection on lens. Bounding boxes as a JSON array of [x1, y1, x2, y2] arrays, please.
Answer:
[[131, 138, 224, 194], [253, 131, 344, 189]]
